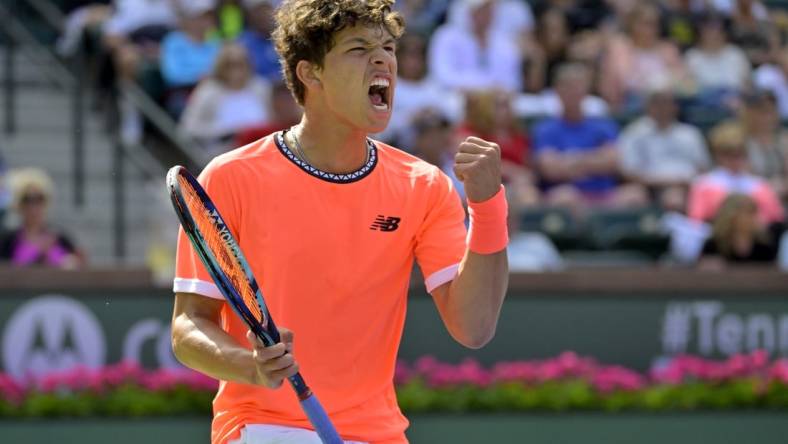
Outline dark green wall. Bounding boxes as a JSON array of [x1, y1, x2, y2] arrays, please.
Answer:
[[401, 289, 788, 370], [3, 413, 788, 444]]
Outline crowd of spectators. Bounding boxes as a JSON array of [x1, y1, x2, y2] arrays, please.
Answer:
[[45, 0, 788, 270]]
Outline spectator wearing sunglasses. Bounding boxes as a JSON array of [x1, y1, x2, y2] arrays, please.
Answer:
[[687, 122, 784, 226], [0, 168, 86, 269]]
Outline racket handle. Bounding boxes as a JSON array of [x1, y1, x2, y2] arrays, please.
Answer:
[[300, 394, 344, 444], [288, 373, 343, 444]]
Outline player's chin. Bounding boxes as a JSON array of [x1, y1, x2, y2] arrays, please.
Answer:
[[364, 111, 392, 134]]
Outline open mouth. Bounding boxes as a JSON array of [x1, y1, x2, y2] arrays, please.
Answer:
[[368, 77, 391, 111]]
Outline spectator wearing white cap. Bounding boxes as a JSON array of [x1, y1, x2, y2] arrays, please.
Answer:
[[428, 0, 524, 93], [237, 0, 282, 82]]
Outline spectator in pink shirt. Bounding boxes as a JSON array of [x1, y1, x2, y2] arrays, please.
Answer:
[[0, 168, 86, 269], [687, 121, 785, 225]]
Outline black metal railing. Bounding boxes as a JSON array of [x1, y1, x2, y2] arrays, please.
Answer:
[[2, 1, 16, 136], [0, 0, 195, 262], [1, 0, 85, 206]]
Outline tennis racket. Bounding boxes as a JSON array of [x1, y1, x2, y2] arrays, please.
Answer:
[[167, 165, 343, 444]]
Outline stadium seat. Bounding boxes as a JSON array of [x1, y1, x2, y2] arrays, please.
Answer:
[[518, 207, 583, 250], [561, 250, 655, 268], [681, 105, 732, 132], [585, 207, 669, 258], [765, 0, 788, 11]]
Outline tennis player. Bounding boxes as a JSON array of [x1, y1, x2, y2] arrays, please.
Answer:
[[171, 1, 509, 443]]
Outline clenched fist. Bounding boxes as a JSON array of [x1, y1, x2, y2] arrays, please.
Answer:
[[453, 136, 502, 202]]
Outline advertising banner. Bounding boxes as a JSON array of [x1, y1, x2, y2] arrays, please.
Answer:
[[1, 289, 786, 379]]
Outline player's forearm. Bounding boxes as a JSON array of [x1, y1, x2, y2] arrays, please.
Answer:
[[443, 250, 508, 349], [171, 313, 256, 385]]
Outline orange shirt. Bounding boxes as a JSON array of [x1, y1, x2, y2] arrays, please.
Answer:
[[174, 132, 467, 444]]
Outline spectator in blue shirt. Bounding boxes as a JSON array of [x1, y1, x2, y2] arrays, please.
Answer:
[[161, 0, 222, 89], [533, 63, 648, 212], [237, 0, 282, 82]]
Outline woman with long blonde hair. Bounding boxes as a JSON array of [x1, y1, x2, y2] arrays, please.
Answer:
[[700, 193, 780, 264]]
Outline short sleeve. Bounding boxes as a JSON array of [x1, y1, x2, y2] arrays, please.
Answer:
[[414, 169, 468, 293], [754, 182, 786, 224], [173, 160, 241, 300], [687, 180, 714, 222]]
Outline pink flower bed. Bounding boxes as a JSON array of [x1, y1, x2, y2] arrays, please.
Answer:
[[396, 350, 788, 391], [0, 361, 219, 402], [1, 350, 786, 403]]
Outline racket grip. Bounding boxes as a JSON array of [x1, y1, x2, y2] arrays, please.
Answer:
[[300, 394, 343, 444]]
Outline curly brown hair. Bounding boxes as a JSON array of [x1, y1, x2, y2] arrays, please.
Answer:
[[272, 0, 405, 105]]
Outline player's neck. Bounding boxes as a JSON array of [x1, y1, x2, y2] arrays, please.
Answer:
[[293, 114, 370, 174]]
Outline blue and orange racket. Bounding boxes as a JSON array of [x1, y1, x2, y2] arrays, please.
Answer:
[[167, 165, 342, 444]]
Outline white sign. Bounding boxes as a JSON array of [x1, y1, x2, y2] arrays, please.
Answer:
[[661, 301, 788, 357], [2, 295, 106, 380]]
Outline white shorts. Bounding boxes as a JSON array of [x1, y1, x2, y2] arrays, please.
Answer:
[[229, 424, 368, 444]]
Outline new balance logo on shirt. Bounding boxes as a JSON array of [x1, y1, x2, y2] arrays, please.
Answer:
[[370, 215, 401, 232]]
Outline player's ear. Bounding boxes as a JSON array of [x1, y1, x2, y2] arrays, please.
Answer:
[[296, 60, 321, 91]]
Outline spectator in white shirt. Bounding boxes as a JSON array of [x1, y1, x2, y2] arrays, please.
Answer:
[[179, 43, 271, 155], [685, 14, 751, 104], [379, 33, 462, 147], [428, 0, 523, 93], [619, 89, 711, 211]]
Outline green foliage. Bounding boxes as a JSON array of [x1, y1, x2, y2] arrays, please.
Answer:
[[395, 379, 788, 414], [3, 385, 213, 418]]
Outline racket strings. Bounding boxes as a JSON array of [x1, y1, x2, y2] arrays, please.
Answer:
[[178, 176, 264, 323]]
